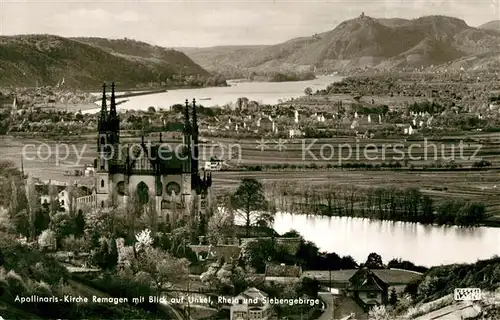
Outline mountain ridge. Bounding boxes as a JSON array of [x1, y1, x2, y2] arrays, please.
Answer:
[[176, 15, 500, 76], [479, 20, 500, 31], [0, 35, 210, 90]]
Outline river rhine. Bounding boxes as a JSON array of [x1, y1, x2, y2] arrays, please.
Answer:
[[273, 212, 500, 267], [84, 75, 343, 113]]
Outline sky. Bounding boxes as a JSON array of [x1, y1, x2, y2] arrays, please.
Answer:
[[0, 0, 498, 47]]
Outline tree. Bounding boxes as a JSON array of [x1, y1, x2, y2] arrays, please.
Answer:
[[304, 87, 313, 96], [48, 182, 60, 215], [9, 180, 29, 237], [38, 229, 57, 251], [135, 247, 189, 293], [340, 255, 358, 269], [200, 260, 253, 295], [241, 239, 276, 273], [25, 176, 40, 240], [66, 181, 76, 216], [389, 287, 398, 305], [281, 229, 302, 238], [92, 237, 118, 270], [74, 210, 85, 237], [50, 212, 75, 246], [368, 305, 390, 320], [365, 252, 384, 269], [126, 192, 142, 238], [231, 178, 268, 237], [207, 206, 234, 245], [145, 191, 158, 237], [135, 228, 154, 253]]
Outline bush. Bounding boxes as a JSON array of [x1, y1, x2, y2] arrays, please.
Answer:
[[38, 229, 57, 251]]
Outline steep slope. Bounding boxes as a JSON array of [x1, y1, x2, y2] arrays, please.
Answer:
[[178, 15, 500, 74], [179, 45, 268, 70], [73, 37, 208, 76], [434, 51, 500, 71], [479, 20, 500, 31], [0, 35, 209, 89]]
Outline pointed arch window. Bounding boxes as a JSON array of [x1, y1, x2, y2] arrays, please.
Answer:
[[136, 181, 149, 205], [101, 179, 104, 188]]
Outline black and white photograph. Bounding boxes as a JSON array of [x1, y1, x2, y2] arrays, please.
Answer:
[[0, 0, 499, 319]]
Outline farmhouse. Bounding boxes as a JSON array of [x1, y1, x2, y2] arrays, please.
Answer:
[[230, 287, 270, 320]]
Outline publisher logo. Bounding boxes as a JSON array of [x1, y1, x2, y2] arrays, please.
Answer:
[[454, 288, 482, 301]]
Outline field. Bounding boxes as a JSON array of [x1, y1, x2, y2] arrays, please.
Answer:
[[2, 134, 500, 219], [207, 136, 500, 168]]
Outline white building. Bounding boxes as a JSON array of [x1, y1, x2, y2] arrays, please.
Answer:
[[230, 287, 270, 320], [289, 128, 303, 138], [39, 187, 71, 212], [204, 157, 223, 171], [84, 164, 95, 176], [404, 125, 416, 135]]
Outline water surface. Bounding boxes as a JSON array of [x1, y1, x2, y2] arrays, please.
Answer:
[[273, 212, 500, 267], [84, 75, 342, 113]]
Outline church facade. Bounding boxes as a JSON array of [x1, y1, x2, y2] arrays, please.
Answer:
[[77, 83, 212, 229]]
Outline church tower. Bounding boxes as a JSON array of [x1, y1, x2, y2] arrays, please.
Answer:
[[181, 99, 192, 199], [191, 98, 200, 190], [96, 83, 110, 207], [107, 82, 120, 147]]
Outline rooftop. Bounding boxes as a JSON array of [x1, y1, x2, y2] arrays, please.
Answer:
[[303, 268, 423, 285]]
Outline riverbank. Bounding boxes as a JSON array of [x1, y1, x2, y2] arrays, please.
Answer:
[[273, 213, 500, 267]]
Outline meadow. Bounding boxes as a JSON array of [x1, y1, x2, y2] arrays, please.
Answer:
[[3, 134, 500, 220]]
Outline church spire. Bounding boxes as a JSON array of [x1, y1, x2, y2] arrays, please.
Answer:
[[98, 83, 107, 131], [109, 82, 117, 119], [106, 82, 120, 145], [184, 99, 191, 134], [192, 98, 198, 138]]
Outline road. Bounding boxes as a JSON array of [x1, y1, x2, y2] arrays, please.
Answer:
[[318, 292, 336, 320]]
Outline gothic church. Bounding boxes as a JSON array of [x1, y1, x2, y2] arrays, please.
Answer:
[[92, 82, 212, 227]]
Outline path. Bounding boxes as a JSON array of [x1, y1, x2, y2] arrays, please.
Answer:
[[318, 292, 335, 320]]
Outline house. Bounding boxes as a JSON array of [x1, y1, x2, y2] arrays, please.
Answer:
[[403, 125, 416, 135], [204, 157, 224, 171], [189, 244, 241, 264], [345, 267, 389, 311], [230, 287, 271, 320], [319, 268, 391, 319], [37, 183, 69, 212], [303, 268, 421, 292], [288, 128, 303, 139], [84, 164, 95, 176]]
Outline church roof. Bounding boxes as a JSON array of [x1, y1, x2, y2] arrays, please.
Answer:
[[109, 141, 186, 174]]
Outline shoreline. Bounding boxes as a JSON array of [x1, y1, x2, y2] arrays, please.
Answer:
[[278, 210, 500, 229]]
